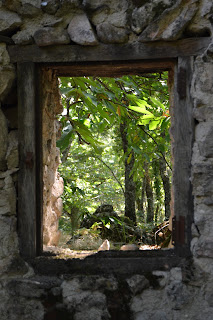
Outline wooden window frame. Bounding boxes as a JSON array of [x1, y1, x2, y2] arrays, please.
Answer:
[[10, 37, 210, 274]]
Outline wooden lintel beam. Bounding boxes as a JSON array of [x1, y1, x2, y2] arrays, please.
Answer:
[[8, 37, 210, 64], [49, 60, 175, 77]]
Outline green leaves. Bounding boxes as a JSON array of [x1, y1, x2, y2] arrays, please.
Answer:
[[57, 124, 74, 151], [58, 72, 171, 228]]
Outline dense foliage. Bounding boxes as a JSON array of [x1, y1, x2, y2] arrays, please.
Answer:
[[57, 73, 171, 246]]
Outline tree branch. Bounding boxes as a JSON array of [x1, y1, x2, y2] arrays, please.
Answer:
[[94, 155, 125, 196], [138, 125, 172, 171]]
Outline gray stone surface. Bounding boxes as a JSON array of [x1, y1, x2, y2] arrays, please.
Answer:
[[0, 216, 18, 260], [34, 27, 70, 46], [67, 13, 98, 46], [0, 172, 16, 216], [12, 29, 34, 45], [0, 43, 10, 65], [193, 236, 213, 258], [192, 162, 213, 196], [187, 0, 213, 36], [83, 0, 129, 12], [131, 0, 176, 35], [205, 280, 213, 307], [2, 0, 21, 12], [0, 8, 22, 34], [191, 57, 213, 110], [7, 279, 45, 298], [17, 3, 42, 17], [41, 0, 60, 15], [21, 0, 41, 7], [0, 65, 15, 102], [96, 22, 128, 43], [166, 281, 191, 310], [6, 130, 18, 169], [74, 308, 110, 320], [127, 274, 149, 295], [62, 278, 109, 318], [0, 108, 8, 171], [139, 0, 199, 41]]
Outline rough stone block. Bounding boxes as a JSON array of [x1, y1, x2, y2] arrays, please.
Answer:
[[170, 267, 183, 282], [0, 108, 8, 171], [55, 1, 83, 20], [139, 0, 198, 41], [193, 106, 213, 122], [2, 0, 22, 12], [34, 27, 70, 46], [41, 0, 60, 15], [192, 163, 213, 196], [51, 172, 64, 199], [0, 174, 16, 216], [0, 43, 10, 65], [96, 22, 128, 43], [6, 130, 18, 169], [83, 0, 128, 12], [62, 279, 107, 312], [8, 279, 45, 298], [0, 216, 18, 259], [205, 280, 213, 307], [21, 0, 41, 7], [0, 8, 22, 35], [152, 270, 169, 287], [0, 65, 16, 102], [126, 274, 149, 295], [131, 0, 176, 35], [206, 42, 213, 58], [17, 3, 42, 17], [187, 0, 213, 37], [12, 29, 34, 45], [90, 6, 110, 25], [74, 308, 110, 320], [131, 4, 155, 35], [191, 57, 213, 109], [194, 120, 213, 154], [130, 289, 166, 315], [166, 281, 191, 310], [106, 11, 127, 28], [192, 236, 213, 258], [67, 13, 98, 46]]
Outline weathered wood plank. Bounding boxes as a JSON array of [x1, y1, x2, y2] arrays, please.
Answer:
[[8, 37, 210, 63], [50, 60, 175, 77], [171, 56, 194, 254], [18, 62, 37, 259], [31, 249, 184, 276], [36, 68, 43, 256]]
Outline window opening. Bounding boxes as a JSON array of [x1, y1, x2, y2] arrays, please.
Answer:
[[43, 72, 173, 258]]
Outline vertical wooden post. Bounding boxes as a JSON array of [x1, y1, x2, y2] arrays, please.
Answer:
[[18, 62, 37, 259], [171, 56, 194, 255]]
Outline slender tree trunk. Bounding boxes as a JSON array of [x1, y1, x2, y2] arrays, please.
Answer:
[[120, 121, 136, 224], [137, 176, 146, 221], [144, 162, 154, 223], [159, 157, 171, 220]]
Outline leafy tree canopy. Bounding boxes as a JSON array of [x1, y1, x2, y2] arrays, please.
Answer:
[[57, 72, 171, 242]]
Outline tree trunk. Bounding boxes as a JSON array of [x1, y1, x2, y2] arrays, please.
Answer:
[[120, 121, 136, 224], [144, 162, 154, 223], [159, 157, 171, 220], [137, 176, 146, 221]]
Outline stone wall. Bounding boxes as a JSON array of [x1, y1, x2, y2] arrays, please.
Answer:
[[0, 0, 213, 319]]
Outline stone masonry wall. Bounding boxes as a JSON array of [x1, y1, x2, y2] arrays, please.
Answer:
[[0, 0, 213, 319]]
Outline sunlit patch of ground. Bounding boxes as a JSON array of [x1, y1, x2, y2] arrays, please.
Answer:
[[43, 242, 161, 260]]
